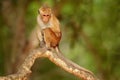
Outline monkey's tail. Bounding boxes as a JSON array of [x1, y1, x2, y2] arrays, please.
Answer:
[[55, 46, 60, 53], [55, 46, 66, 61], [54, 47, 94, 75]]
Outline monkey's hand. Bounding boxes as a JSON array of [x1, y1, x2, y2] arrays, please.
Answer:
[[40, 40, 45, 48]]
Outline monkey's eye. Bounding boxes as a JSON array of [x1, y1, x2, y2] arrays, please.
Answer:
[[47, 15, 49, 16], [43, 15, 46, 16]]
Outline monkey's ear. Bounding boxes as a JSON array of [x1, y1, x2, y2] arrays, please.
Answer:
[[38, 10, 40, 14]]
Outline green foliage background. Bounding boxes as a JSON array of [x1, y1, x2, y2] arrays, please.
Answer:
[[0, 0, 120, 80]]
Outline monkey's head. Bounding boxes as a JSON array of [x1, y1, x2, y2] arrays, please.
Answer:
[[38, 5, 52, 24]]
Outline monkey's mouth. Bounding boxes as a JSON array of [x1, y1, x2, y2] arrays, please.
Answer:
[[43, 18, 49, 23]]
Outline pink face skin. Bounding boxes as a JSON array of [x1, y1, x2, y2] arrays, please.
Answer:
[[42, 14, 51, 23]]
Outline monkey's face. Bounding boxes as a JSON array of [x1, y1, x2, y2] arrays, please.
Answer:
[[41, 14, 51, 23], [38, 7, 52, 24]]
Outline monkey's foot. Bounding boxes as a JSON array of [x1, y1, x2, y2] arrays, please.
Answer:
[[47, 48, 52, 51]]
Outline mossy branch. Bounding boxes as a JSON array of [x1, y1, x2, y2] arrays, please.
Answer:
[[0, 48, 98, 80]]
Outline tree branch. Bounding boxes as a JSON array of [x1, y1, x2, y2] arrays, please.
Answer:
[[0, 48, 98, 80]]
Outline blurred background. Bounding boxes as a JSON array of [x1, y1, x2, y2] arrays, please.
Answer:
[[0, 0, 120, 80]]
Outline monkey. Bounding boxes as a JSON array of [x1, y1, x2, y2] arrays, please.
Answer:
[[37, 5, 61, 51], [23, 5, 61, 54]]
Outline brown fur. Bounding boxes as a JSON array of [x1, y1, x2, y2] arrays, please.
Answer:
[[42, 28, 61, 48]]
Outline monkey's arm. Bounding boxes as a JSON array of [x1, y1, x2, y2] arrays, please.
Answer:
[[50, 15, 61, 38]]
